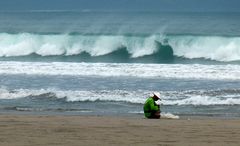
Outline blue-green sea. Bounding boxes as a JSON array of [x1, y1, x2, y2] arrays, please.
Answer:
[[0, 11, 240, 118]]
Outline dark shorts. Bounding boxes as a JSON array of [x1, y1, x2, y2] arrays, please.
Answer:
[[148, 111, 161, 119]]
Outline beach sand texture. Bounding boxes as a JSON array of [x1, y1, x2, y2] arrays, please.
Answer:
[[0, 115, 240, 146]]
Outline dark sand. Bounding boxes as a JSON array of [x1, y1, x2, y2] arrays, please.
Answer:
[[0, 115, 240, 146]]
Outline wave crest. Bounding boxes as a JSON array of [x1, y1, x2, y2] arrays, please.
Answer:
[[1, 33, 240, 62]]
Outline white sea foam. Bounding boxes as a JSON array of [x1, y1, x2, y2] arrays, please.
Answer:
[[0, 88, 47, 99], [1, 88, 240, 106], [1, 33, 240, 62], [0, 88, 147, 104], [170, 36, 240, 62], [165, 96, 240, 106], [0, 61, 240, 80]]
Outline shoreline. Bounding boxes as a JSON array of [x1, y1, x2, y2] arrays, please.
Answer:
[[2, 110, 240, 120], [0, 114, 240, 146]]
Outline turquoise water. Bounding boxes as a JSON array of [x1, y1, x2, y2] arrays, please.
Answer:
[[1, 11, 240, 63], [0, 11, 240, 117]]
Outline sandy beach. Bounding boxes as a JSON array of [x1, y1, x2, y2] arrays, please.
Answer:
[[0, 115, 239, 146]]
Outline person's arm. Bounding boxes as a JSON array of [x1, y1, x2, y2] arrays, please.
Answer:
[[149, 99, 159, 111]]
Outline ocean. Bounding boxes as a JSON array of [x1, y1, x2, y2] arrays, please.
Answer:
[[0, 11, 240, 118]]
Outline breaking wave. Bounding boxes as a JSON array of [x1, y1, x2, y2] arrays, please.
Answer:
[[1, 87, 240, 106], [0, 33, 240, 62]]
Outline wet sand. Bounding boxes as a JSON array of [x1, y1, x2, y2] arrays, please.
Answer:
[[0, 115, 240, 146]]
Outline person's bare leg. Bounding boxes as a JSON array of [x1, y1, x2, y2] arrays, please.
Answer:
[[149, 111, 160, 119], [154, 111, 160, 119]]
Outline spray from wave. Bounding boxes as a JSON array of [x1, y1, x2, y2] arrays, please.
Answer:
[[1, 33, 240, 62], [170, 35, 240, 62]]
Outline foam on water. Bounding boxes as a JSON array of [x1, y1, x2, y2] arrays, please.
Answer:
[[1, 87, 240, 106], [0, 61, 240, 80], [1, 33, 240, 62], [170, 36, 240, 62], [0, 88, 147, 104]]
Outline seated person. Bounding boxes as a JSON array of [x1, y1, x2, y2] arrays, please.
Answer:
[[143, 92, 161, 119]]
